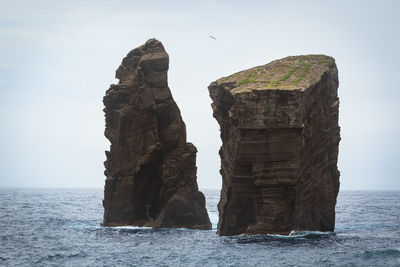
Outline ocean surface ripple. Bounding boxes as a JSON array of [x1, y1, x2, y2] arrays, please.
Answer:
[[0, 189, 399, 266]]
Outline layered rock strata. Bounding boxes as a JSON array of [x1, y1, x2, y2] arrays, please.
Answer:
[[103, 39, 211, 230], [208, 55, 340, 235]]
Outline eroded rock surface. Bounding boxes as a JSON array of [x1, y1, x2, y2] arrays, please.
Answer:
[[209, 55, 340, 235], [103, 39, 211, 230]]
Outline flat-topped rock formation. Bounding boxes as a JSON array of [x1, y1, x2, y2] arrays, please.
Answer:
[[208, 55, 340, 235], [102, 39, 211, 230]]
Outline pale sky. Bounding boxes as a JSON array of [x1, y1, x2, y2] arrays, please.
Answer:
[[0, 0, 399, 190]]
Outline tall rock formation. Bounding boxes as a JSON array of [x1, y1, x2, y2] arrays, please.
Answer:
[[102, 39, 211, 230], [209, 55, 340, 236]]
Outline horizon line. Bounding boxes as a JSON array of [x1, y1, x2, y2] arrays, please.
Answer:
[[0, 186, 399, 192]]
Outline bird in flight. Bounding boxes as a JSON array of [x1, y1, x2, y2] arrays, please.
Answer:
[[209, 35, 216, 40]]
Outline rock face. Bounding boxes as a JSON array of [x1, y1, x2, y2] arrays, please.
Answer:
[[102, 39, 211, 230], [208, 55, 340, 236]]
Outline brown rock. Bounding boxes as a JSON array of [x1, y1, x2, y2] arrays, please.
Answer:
[[102, 39, 211, 230], [208, 55, 340, 236]]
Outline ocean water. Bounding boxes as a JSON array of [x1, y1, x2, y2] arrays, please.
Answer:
[[0, 189, 399, 266]]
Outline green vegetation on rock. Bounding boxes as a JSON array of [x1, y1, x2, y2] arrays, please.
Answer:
[[293, 62, 312, 85], [237, 68, 266, 86], [264, 104, 271, 113], [218, 54, 335, 93], [267, 66, 298, 88]]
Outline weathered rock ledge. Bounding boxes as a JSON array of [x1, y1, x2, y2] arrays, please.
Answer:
[[102, 39, 211, 230], [209, 55, 340, 236]]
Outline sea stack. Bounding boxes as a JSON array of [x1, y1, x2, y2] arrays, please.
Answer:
[[102, 39, 211, 230], [208, 55, 340, 236]]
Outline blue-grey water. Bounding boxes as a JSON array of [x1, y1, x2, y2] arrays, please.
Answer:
[[0, 189, 399, 266]]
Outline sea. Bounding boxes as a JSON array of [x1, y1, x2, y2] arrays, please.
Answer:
[[0, 188, 399, 266]]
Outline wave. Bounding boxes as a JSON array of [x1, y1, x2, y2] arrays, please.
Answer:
[[100, 225, 214, 235], [34, 251, 87, 264], [208, 212, 219, 230], [233, 230, 336, 245], [363, 248, 400, 259], [288, 230, 336, 238], [103, 225, 152, 230]]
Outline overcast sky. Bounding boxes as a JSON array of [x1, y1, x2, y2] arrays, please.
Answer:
[[0, 0, 399, 190]]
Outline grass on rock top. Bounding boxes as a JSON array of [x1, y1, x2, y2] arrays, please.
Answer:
[[217, 54, 334, 93]]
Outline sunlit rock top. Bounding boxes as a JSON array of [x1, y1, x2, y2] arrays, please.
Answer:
[[216, 55, 336, 94]]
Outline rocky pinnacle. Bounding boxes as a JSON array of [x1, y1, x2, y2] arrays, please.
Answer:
[[102, 39, 211, 230]]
